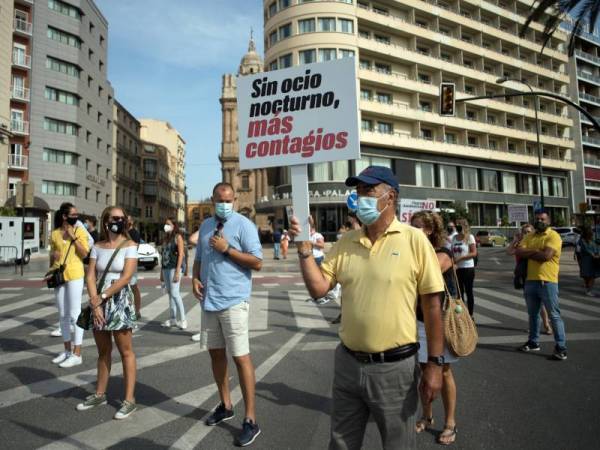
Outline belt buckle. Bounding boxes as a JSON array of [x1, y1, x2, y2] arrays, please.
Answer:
[[355, 352, 370, 364]]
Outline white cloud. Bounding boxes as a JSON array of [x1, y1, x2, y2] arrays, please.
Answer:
[[99, 0, 263, 70]]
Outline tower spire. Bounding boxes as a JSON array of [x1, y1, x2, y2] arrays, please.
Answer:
[[249, 27, 256, 52]]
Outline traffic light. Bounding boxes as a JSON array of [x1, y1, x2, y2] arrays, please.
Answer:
[[440, 83, 455, 116]]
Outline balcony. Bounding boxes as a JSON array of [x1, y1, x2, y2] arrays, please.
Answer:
[[575, 49, 600, 66], [582, 136, 600, 147], [579, 91, 600, 106], [578, 70, 600, 85], [10, 85, 30, 102], [10, 120, 29, 135], [13, 18, 32, 36], [8, 154, 28, 170], [12, 52, 31, 69]]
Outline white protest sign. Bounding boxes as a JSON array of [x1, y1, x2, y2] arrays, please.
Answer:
[[508, 204, 528, 223], [237, 58, 360, 240], [237, 57, 360, 169], [398, 199, 436, 223]]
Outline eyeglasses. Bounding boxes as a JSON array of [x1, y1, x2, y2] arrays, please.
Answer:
[[110, 216, 125, 222]]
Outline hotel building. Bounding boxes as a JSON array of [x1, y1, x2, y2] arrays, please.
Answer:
[[260, 0, 579, 237]]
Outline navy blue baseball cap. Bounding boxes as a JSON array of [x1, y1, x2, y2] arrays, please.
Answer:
[[345, 165, 399, 192]]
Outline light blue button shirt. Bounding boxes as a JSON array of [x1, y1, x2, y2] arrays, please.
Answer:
[[196, 212, 263, 311]]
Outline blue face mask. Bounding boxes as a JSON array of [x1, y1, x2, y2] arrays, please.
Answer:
[[356, 191, 390, 226], [215, 202, 234, 221]]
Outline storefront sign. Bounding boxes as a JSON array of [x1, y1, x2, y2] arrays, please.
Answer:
[[508, 204, 528, 223], [398, 199, 436, 223]]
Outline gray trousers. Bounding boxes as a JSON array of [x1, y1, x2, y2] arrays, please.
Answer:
[[329, 344, 419, 450]]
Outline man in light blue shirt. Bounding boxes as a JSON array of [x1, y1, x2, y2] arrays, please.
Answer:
[[192, 182, 263, 447]]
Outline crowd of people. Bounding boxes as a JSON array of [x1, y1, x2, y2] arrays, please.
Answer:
[[41, 166, 574, 448]]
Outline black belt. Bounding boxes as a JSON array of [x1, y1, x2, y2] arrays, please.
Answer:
[[342, 343, 419, 364]]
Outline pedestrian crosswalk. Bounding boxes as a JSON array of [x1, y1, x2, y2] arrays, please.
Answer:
[[2, 282, 600, 447]]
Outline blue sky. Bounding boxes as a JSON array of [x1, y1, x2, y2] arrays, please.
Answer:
[[97, 0, 264, 201]]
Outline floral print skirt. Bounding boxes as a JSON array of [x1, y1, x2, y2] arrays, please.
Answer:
[[95, 284, 137, 331]]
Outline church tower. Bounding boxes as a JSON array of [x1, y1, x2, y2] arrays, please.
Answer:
[[219, 33, 269, 229]]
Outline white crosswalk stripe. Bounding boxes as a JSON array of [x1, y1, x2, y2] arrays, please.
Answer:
[[0, 293, 54, 315], [288, 290, 331, 329]]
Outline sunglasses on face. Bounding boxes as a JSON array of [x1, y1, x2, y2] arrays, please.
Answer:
[[110, 216, 125, 222]]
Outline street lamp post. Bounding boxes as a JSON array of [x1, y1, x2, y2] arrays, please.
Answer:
[[497, 77, 544, 210]]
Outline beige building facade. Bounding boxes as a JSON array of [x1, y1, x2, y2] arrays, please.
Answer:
[[220, 37, 271, 232], [140, 118, 186, 225], [112, 101, 142, 220], [0, 0, 14, 206], [260, 0, 580, 236]]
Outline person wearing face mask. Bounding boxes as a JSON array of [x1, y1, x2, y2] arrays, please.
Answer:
[[513, 211, 567, 360], [46, 202, 90, 368], [289, 166, 445, 450], [79, 206, 139, 418], [160, 218, 187, 330], [451, 220, 477, 319], [192, 182, 263, 447], [445, 222, 457, 249]]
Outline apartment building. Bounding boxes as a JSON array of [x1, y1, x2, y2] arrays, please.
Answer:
[[564, 20, 600, 211], [19, 0, 114, 220], [139, 119, 186, 225], [220, 36, 272, 233], [0, 0, 15, 205], [139, 141, 176, 242], [112, 100, 142, 221], [260, 0, 579, 236], [6, 0, 33, 205], [186, 200, 214, 235]]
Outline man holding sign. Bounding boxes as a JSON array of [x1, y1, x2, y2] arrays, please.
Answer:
[[290, 166, 445, 449]]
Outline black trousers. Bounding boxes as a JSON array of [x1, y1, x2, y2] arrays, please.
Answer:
[[456, 267, 475, 316]]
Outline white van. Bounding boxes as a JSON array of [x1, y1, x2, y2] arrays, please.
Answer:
[[0, 217, 40, 264]]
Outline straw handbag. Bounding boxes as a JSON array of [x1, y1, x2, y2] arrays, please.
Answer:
[[443, 266, 478, 356]]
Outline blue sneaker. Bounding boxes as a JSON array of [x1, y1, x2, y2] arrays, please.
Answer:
[[205, 403, 234, 426], [235, 418, 261, 447]]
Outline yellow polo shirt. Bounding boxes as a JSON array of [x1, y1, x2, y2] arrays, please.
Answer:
[[320, 219, 444, 353], [520, 228, 562, 283], [50, 227, 89, 281]]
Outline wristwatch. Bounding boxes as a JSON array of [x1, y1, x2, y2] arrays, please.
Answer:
[[427, 355, 445, 366], [297, 241, 313, 259], [100, 293, 108, 301]]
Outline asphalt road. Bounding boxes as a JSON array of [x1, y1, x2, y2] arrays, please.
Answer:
[[0, 246, 598, 449]]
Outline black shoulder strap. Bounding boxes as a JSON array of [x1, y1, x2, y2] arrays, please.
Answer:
[[60, 240, 76, 268]]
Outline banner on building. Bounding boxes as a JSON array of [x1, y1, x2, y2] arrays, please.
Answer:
[[508, 204, 529, 224], [237, 57, 360, 170], [398, 199, 436, 223]]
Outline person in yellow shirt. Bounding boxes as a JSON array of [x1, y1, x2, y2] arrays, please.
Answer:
[[290, 166, 445, 450], [514, 210, 567, 360], [47, 202, 90, 368]]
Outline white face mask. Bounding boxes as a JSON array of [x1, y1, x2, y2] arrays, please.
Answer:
[[164, 224, 173, 233]]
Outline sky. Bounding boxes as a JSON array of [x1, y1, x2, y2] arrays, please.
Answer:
[[96, 0, 264, 201]]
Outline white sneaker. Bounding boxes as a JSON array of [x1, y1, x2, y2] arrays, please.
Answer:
[[178, 320, 188, 330], [161, 319, 174, 328], [50, 328, 62, 337], [59, 354, 82, 368], [52, 351, 70, 364], [191, 333, 201, 342], [585, 291, 595, 297]]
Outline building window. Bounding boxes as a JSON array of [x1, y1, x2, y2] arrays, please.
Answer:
[[269, 60, 278, 71], [482, 170, 499, 192], [43, 148, 78, 165], [360, 89, 371, 100], [299, 49, 316, 64], [46, 56, 80, 78], [462, 167, 478, 190], [418, 73, 431, 84], [42, 180, 77, 196], [502, 172, 517, 193], [318, 48, 337, 61], [279, 53, 292, 68], [439, 164, 458, 188], [298, 19, 316, 34], [419, 101, 432, 112], [376, 92, 392, 104], [269, 30, 278, 46], [552, 177, 565, 197], [48, 0, 82, 20], [279, 23, 292, 39], [44, 117, 78, 135], [338, 19, 354, 33], [45, 86, 79, 106], [339, 49, 355, 58], [378, 122, 393, 134], [467, 136, 478, 147], [415, 162, 434, 187], [360, 59, 371, 69], [376, 34, 391, 45], [375, 62, 391, 74], [318, 17, 336, 32], [279, 0, 291, 8], [241, 174, 250, 190], [47, 26, 81, 48], [361, 119, 373, 131], [355, 156, 391, 174], [268, 1, 277, 17], [444, 133, 456, 144], [420, 128, 433, 140], [143, 159, 157, 178]]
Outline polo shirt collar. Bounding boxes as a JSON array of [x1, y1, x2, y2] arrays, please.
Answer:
[[353, 218, 403, 244]]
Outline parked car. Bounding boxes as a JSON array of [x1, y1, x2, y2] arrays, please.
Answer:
[[137, 240, 160, 270], [553, 227, 580, 247], [476, 230, 508, 247]]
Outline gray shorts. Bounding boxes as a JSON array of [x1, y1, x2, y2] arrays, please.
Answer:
[[201, 301, 250, 357]]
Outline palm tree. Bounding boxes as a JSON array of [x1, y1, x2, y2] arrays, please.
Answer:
[[520, 0, 600, 55]]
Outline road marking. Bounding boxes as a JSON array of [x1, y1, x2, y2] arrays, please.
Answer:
[[475, 297, 529, 322], [473, 312, 500, 324], [476, 288, 599, 321], [478, 331, 600, 345], [288, 291, 330, 329], [294, 282, 305, 286], [276, 274, 294, 278], [301, 340, 338, 351], [555, 295, 600, 315], [249, 291, 268, 331], [0, 294, 54, 315], [172, 330, 308, 449], [0, 305, 57, 331], [261, 283, 279, 287]]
